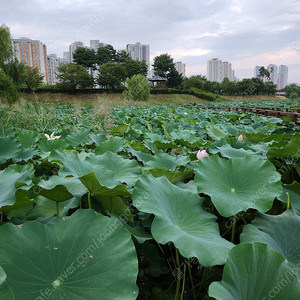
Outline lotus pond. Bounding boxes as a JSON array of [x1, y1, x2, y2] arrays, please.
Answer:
[[0, 100, 300, 299]]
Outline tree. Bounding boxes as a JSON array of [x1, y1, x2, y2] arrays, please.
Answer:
[[24, 66, 44, 91], [0, 68, 18, 103], [122, 58, 148, 78], [97, 63, 127, 89], [96, 45, 117, 66], [263, 81, 276, 95], [73, 47, 97, 70], [153, 53, 183, 88], [3, 59, 26, 90], [166, 68, 183, 88], [57, 63, 94, 89], [0, 24, 13, 68], [258, 66, 270, 81], [284, 83, 300, 98], [116, 50, 130, 63], [183, 76, 205, 90], [153, 53, 174, 77], [123, 74, 151, 101]]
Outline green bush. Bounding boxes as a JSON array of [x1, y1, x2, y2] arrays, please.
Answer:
[[123, 74, 151, 101], [0, 68, 18, 103], [290, 91, 299, 99]]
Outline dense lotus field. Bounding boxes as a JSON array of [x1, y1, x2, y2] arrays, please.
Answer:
[[0, 100, 300, 299]]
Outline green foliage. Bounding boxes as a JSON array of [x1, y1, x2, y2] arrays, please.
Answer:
[[0, 24, 13, 68], [97, 62, 127, 89], [57, 63, 94, 89], [122, 59, 148, 78], [24, 66, 44, 92], [96, 44, 117, 65], [123, 74, 150, 101], [0, 99, 300, 299], [2, 59, 26, 90], [285, 83, 300, 98], [0, 68, 18, 103], [73, 47, 97, 70], [153, 53, 174, 77]]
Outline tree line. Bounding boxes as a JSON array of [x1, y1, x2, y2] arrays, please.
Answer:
[[0, 25, 44, 103]]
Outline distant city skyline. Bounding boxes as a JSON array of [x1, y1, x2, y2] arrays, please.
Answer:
[[3, 0, 299, 84]]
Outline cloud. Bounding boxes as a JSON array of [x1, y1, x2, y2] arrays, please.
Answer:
[[2, 0, 300, 82]]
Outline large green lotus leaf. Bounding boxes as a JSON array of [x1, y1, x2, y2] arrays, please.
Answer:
[[144, 152, 190, 171], [0, 137, 20, 164], [241, 210, 300, 280], [169, 129, 203, 146], [94, 195, 133, 222], [80, 172, 131, 196], [147, 167, 194, 184], [17, 130, 39, 148], [145, 133, 176, 149], [0, 168, 32, 209], [0, 266, 15, 300], [210, 144, 257, 159], [132, 175, 234, 267], [66, 129, 92, 146], [86, 151, 142, 187], [89, 133, 107, 145], [0, 209, 138, 300], [206, 125, 227, 140], [26, 196, 79, 219], [267, 139, 300, 158], [194, 155, 282, 217], [127, 148, 152, 164], [38, 138, 68, 152], [94, 136, 126, 155], [12, 148, 40, 162], [38, 176, 88, 201], [209, 243, 300, 300], [1, 190, 34, 215], [59, 154, 130, 196]]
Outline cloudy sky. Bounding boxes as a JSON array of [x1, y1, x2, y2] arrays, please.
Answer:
[[2, 0, 300, 83]]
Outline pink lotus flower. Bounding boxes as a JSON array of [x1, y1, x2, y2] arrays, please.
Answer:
[[238, 134, 243, 141], [196, 149, 209, 160]]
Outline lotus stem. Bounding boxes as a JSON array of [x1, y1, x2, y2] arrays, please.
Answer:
[[174, 248, 181, 300], [286, 192, 290, 210], [56, 202, 59, 217], [88, 192, 92, 209], [187, 260, 196, 300], [231, 215, 236, 243], [180, 262, 186, 300]]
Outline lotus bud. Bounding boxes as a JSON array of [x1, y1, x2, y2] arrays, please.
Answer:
[[196, 149, 209, 160], [238, 134, 243, 141]]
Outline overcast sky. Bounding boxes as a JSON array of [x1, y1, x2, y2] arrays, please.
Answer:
[[2, 0, 300, 83]]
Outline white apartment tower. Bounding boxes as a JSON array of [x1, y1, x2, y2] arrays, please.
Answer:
[[277, 65, 288, 90], [207, 58, 235, 82], [267, 64, 278, 85], [90, 40, 106, 51], [69, 41, 84, 62], [47, 54, 60, 85], [175, 62, 186, 77], [12, 37, 48, 83], [126, 42, 150, 75]]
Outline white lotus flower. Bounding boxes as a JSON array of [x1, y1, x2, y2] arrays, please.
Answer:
[[45, 132, 61, 140], [238, 134, 243, 141]]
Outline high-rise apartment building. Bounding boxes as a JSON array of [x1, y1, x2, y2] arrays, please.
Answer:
[[90, 40, 106, 51], [175, 62, 186, 77], [47, 54, 60, 85], [207, 58, 235, 82], [267, 64, 278, 85], [277, 65, 288, 90], [12, 37, 48, 83], [254, 66, 261, 78], [63, 51, 71, 63], [69, 41, 84, 62], [126, 42, 150, 75]]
